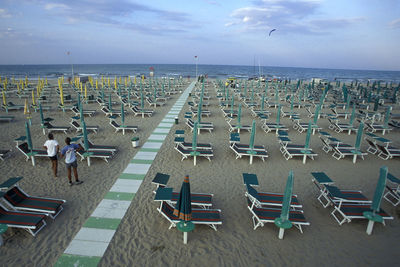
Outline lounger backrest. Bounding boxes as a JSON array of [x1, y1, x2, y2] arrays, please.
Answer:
[[71, 121, 80, 128], [246, 184, 260, 201], [4, 187, 25, 205], [160, 201, 178, 221], [110, 120, 120, 128], [18, 142, 30, 154]]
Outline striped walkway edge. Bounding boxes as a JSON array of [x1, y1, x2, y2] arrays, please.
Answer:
[[55, 81, 196, 267]]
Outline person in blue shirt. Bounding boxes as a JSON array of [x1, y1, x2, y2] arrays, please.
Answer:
[[60, 137, 84, 186]]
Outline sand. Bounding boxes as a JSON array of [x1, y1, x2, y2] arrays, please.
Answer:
[[0, 79, 399, 266]]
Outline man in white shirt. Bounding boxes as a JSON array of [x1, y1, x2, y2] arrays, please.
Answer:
[[43, 133, 59, 178]]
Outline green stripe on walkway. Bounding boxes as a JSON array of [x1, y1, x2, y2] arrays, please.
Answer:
[[104, 192, 135, 201], [130, 159, 153, 164], [83, 217, 122, 230], [119, 173, 146, 180], [55, 254, 101, 267]]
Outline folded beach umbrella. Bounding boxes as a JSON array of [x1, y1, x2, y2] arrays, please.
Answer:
[[25, 121, 37, 166], [373, 97, 379, 112], [364, 166, 388, 235], [351, 122, 364, 163], [383, 106, 392, 128], [230, 95, 235, 115], [191, 122, 200, 166], [276, 105, 281, 125], [237, 103, 242, 130], [260, 94, 265, 111], [140, 92, 144, 110], [275, 170, 294, 239], [313, 104, 321, 124], [2, 90, 6, 112], [108, 94, 112, 111], [82, 121, 93, 167], [121, 103, 125, 127], [173, 175, 194, 244], [349, 104, 356, 125]]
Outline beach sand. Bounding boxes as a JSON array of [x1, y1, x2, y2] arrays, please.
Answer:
[[0, 79, 399, 266]]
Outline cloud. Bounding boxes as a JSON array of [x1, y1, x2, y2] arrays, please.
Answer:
[[389, 18, 400, 29], [40, 0, 193, 34], [0, 8, 12, 18], [226, 0, 362, 35]]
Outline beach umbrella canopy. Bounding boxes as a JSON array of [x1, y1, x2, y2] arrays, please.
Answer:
[[313, 104, 321, 124], [345, 95, 351, 110], [363, 166, 388, 235], [373, 97, 379, 112], [108, 94, 112, 110], [121, 103, 125, 126], [173, 175, 194, 244], [192, 122, 198, 151], [383, 106, 392, 127], [342, 84, 348, 102], [82, 121, 89, 152], [25, 122, 33, 152], [237, 103, 242, 126], [77, 92, 81, 110], [304, 120, 312, 150], [274, 170, 294, 239], [290, 95, 294, 112], [196, 100, 202, 124], [79, 103, 84, 124], [230, 95, 235, 115]]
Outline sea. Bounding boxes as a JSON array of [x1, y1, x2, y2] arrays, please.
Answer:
[[0, 64, 399, 83]]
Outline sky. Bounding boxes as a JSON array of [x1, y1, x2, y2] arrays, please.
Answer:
[[0, 0, 399, 71]]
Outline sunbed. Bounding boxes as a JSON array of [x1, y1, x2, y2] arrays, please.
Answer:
[[282, 147, 317, 164], [42, 122, 70, 134], [245, 183, 302, 209], [130, 106, 154, 118], [0, 149, 11, 161], [0, 115, 14, 122], [186, 119, 213, 133], [76, 149, 114, 163], [3, 102, 24, 111], [365, 121, 392, 135], [376, 143, 400, 160], [230, 143, 268, 163], [101, 107, 121, 117], [174, 144, 213, 162], [110, 120, 138, 135], [383, 173, 400, 206], [82, 140, 117, 153], [146, 97, 165, 107], [16, 142, 48, 161], [331, 202, 393, 226], [71, 106, 96, 117], [227, 120, 252, 133], [154, 187, 213, 209], [246, 198, 310, 233], [0, 201, 47, 237], [261, 122, 288, 134], [157, 201, 222, 231], [0, 177, 65, 219], [70, 120, 99, 133], [331, 145, 367, 163]]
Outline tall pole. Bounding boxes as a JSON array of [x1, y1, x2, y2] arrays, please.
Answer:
[[67, 51, 74, 81], [195, 56, 198, 80]]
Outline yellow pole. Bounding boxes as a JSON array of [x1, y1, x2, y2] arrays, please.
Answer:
[[84, 84, 87, 99], [96, 80, 98, 90], [134, 76, 136, 85], [2, 91, 6, 106]]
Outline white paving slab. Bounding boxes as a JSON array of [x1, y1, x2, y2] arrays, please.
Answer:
[[124, 163, 151, 174], [162, 118, 175, 123], [142, 142, 163, 149], [153, 128, 170, 133], [110, 179, 143, 193], [148, 134, 167, 141], [134, 151, 158, 160], [74, 228, 116, 243], [65, 240, 110, 257], [159, 122, 173, 127]]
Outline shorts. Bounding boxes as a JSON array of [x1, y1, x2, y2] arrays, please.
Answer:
[[49, 155, 58, 161], [66, 160, 78, 169]]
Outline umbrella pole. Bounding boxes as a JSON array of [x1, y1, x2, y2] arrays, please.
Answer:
[[278, 228, 285, 240], [87, 157, 91, 167], [193, 156, 197, 166], [31, 156, 35, 166], [249, 155, 253, 165], [353, 154, 357, 164], [183, 232, 188, 244], [303, 155, 307, 164], [366, 220, 374, 235]]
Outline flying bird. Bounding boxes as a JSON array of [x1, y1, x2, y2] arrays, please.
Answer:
[[268, 29, 276, 37]]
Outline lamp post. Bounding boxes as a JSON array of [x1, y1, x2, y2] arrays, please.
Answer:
[[67, 51, 74, 81]]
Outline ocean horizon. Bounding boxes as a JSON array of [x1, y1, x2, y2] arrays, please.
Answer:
[[0, 63, 399, 83]]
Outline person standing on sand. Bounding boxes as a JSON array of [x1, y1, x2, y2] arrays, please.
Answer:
[[60, 137, 84, 186], [43, 133, 59, 178]]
